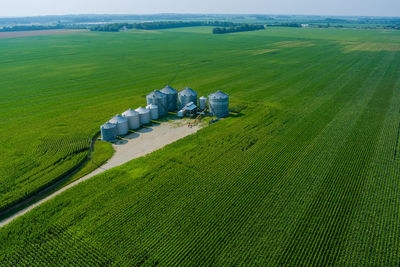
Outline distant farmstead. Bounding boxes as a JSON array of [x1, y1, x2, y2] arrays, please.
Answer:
[[100, 85, 230, 141]]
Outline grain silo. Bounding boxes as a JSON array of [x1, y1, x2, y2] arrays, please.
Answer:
[[199, 96, 207, 111], [208, 90, 229, 117], [161, 85, 178, 112], [178, 87, 198, 109], [146, 90, 168, 116], [122, 109, 140, 130], [135, 107, 151, 124], [146, 104, 159, 120], [100, 122, 117, 142], [109, 114, 129, 136]]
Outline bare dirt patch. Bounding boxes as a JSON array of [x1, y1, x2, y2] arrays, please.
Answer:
[[0, 29, 86, 39]]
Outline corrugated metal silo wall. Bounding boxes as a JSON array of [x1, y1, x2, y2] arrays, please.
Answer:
[[126, 115, 140, 130], [166, 93, 178, 111], [159, 97, 168, 116], [116, 121, 129, 136], [199, 98, 207, 110], [140, 112, 151, 124], [100, 126, 117, 142], [149, 107, 159, 120], [179, 95, 198, 109], [147, 96, 167, 116], [209, 97, 229, 117]]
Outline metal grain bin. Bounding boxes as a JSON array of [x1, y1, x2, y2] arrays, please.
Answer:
[[109, 114, 129, 136], [100, 122, 117, 142], [122, 108, 140, 130], [146, 104, 159, 120], [161, 85, 178, 112], [208, 90, 229, 117], [178, 87, 198, 109], [146, 90, 168, 116], [199, 96, 207, 111], [135, 107, 151, 124]]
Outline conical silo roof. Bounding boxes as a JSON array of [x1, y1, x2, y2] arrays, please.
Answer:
[[101, 122, 116, 129], [209, 90, 229, 99], [161, 85, 177, 94], [135, 107, 150, 114], [122, 108, 139, 117], [147, 90, 166, 98], [179, 87, 197, 96], [109, 114, 127, 124]]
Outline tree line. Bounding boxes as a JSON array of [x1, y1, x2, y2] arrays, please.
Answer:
[[265, 22, 301, 28], [90, 23, 133, 32], [0, 24, 88, 32], [213, 24, 265, 34], [0, 25, 64, 32], [134, 21, 236, 30], [90, 21, 240, 32]]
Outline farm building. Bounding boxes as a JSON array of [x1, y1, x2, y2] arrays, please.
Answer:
[[182, 101, 197, 116], [179, 87, 198, 109], [208, 90, 229, 117], [161, 85, 178, 112]]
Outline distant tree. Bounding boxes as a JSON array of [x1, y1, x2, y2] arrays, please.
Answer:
[[212, 24, 265, 34], [0, 24, 65, 32], [90, 21, 240, 32]]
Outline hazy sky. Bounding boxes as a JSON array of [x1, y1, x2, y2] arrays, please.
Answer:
[[1, 0, 399, 17]]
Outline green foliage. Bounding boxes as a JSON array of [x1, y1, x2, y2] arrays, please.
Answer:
[[0, 27, 400, 265], [213, 24, 265, 34], [0, 135, 90, 212], [69, 140, 115, 182], [90, 23, 134, 32], [134, 21, 236, 30], [90, 21, 238, 32], [90, 21, 265, 34], [0, 24, 65, 32], [266, 22, 301, 27]]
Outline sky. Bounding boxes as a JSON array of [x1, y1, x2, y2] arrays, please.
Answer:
[[0, 0, 399, 17]]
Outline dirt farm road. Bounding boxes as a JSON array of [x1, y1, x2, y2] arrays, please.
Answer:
[[0, 120, 201, 228]]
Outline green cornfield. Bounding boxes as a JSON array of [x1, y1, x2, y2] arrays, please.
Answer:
[[0, 27, 399, 265]]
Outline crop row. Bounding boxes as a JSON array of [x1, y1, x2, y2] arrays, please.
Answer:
[[0, 134, 91, 212], [1, 31, 400, 265]]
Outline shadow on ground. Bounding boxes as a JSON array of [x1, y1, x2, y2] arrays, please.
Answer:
[[114, 114, 183, 145]]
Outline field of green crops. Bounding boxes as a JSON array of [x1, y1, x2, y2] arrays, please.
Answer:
[[1, 27, 400, 265]]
